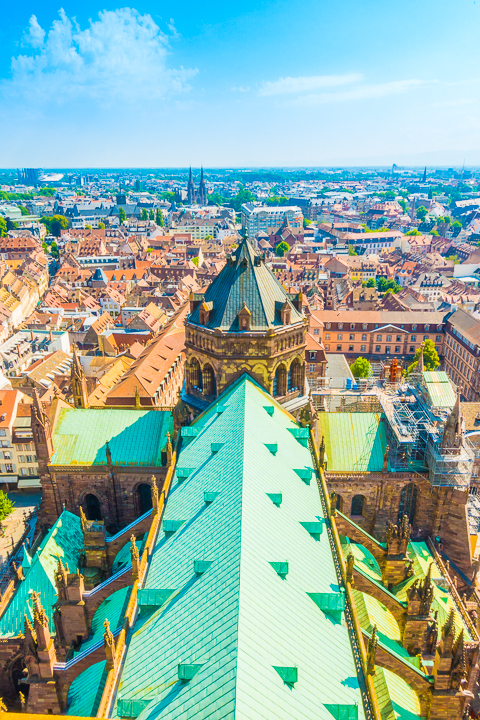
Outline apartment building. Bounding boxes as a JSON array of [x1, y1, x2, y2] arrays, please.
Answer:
[[0, 390, 38, 489], [443, 308, 480, 401], [241, 203, 303, 237], [320, 310, 446, 362]]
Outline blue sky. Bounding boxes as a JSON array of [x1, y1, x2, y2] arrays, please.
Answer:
[[1, 0, 480, 167]]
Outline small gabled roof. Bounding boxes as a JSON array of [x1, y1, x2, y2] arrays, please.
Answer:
[[371, 324, 409, 334]]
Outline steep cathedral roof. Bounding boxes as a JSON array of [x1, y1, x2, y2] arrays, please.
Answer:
[[188, 237, 304, 331], [112, 375, 363, 720]]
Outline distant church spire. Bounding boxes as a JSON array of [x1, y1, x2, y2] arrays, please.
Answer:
[[187, 167, 196, 205], [422, 167, 427, 183], [198, 167, 207, 205]]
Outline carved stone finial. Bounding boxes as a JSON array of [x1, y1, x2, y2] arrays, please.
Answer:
[[382, 445, 389, 472], [151, 476, 159, 512], [79, 506, 87, 531], [130, 535, 140, 581], [346, 553, 355, 585], [367, 625, 378, 675], [330, 491, 337, 514], [103, 619, 116, 669]]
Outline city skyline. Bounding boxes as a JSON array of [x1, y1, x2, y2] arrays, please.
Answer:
[[1, 0, 480, 167]]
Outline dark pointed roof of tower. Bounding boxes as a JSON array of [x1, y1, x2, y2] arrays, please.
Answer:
[[188, 237, 304, 331]]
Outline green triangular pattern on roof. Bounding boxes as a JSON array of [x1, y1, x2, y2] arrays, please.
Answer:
[[324, 704, 359, 720], [273, 665, 298, 686], [188, 237, 304, 331], [266, 492, 282, 506], [137, 588, 176, 609]]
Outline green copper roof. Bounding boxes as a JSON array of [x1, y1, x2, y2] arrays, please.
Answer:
[[373, 667, 425, 720], [341, 537, 383, 584], [0, 511, 83, 637], [66, 660, 108, 717], [114, 375, 364, 720], [422, 371, 456, 408], [73, 585, 131, 657], [188, 237, 304, 331], [321, 413, 387, 472], [392, 542, 472, 641], [50, 408, 173, 466]]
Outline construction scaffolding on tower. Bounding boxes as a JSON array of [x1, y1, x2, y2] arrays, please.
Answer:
[[311, 369, 474, 487]]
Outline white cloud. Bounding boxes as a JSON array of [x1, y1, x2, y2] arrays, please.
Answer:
[[231, 86, 251, 93], [4, 8, 197, 103], [22, 15, 46, 49], [258, 73, 362, 96], [292, 79, 427, 106]]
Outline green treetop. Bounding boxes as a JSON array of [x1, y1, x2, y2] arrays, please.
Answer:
[[416, 206, 428, 221], [350, 357, 372, 379], [276, 241, 290, 257], [406, 339, 440, 376]]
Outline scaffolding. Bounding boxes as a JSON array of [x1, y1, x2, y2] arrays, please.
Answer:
[[425, 438, 474, 488], [312, 371, 473, 488]]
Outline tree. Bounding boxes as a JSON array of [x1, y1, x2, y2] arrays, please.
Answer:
[[0, 491, 13, 522], [155, 209, 164, 227], [399, 199, 408, 213], [303, 218, 311, 228], [149, 209, 154, 220], [0, 217, 6, 237], [376, 277, 401, 294], [416, 206, 428, 221], [119, 207, 127, 224], [41, 215, 69, 237], [405, 229, 421, 236], [85, 225, 92, 230], [451, 220, 462, 229], [141, 208, 148, 221], [208, 192, 225, 206], [366, 278, 376, 287], [231, 185, 255, 212], [406, 339, 440, 376], [446, 254, 460, 265], [50, 241, 59, 259], [348, 244, 357, 256], [430, 229, 439, 236], [276, 241, 290, 257], [350, 357, 372, 379], [19, 205, 29, 216], [98, 222, 105, 229]]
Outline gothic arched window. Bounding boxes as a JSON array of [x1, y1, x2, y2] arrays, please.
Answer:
[[351, 495, 365, 516], [398, 483, 417, 524]]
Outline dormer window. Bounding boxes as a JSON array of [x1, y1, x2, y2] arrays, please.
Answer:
[[199, 300, 213, 326], [238, 302, 251, 331], [280, 301, 291, 326]]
